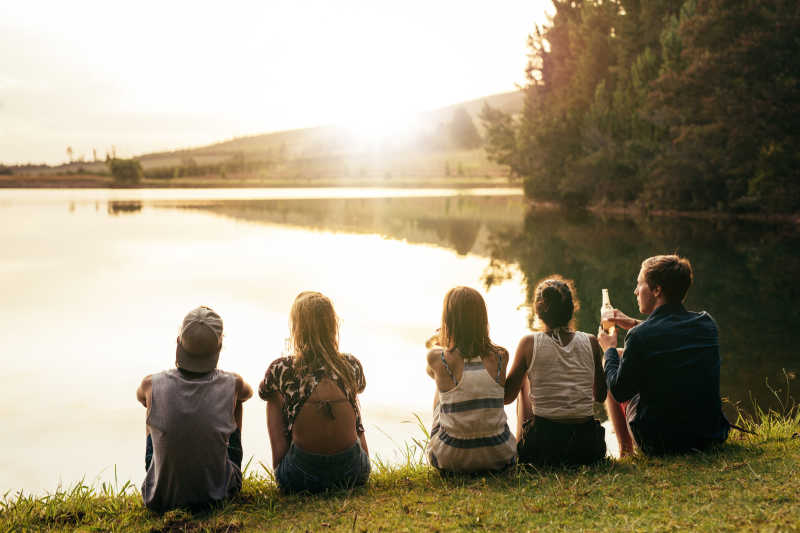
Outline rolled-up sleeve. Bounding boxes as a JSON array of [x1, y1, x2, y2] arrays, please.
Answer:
[[604, 331, 642, 403]]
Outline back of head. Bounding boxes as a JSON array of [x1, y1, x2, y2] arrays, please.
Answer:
[[641, 255, 693, 304], [176, 306, 223, 373], [440, 286, 495, 358], [289, 291, 356, 394], [533, 276, 579, 330]]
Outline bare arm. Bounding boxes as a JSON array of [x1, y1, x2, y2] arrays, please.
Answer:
[[136, 375, 152, 408], [234, 374, 254, 403], [589, 335, 607, 402], [265, 393, 290, 469], [504, 335, 533, 404], [425, 348, 438, 379]]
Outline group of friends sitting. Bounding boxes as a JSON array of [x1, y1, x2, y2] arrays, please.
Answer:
[[136, 254, 731, 512]]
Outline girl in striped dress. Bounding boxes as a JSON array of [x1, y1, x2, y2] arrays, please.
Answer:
[[425, 286, 517, 473]]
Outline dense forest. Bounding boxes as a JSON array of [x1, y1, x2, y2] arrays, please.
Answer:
[[482, 0, 799, 213]]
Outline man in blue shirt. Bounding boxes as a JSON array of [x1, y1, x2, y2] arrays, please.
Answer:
[[598, 255, 730, 455]]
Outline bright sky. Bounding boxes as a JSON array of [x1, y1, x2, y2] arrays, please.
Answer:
[[0, 1, 551, 165]]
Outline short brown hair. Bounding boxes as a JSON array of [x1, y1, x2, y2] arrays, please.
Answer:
[[641, 255, 693, 304]]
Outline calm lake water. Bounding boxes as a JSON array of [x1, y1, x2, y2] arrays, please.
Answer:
[[1, 188, 797, 495]]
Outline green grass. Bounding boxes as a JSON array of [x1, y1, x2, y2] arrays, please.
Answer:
[[2, 408, 798, 532]]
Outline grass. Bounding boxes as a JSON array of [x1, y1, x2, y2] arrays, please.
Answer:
[[2, 408, 798, 532]]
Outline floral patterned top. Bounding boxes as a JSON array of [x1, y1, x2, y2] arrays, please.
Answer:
[[258, 353, 366, 437]]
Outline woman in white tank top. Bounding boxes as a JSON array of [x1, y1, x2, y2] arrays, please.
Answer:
[[504, 276, 608, 466]]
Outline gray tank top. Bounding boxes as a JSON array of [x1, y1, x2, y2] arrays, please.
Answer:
[[141, 369, 239, 510]]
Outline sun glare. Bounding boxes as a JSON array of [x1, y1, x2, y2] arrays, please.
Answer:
[[337, 109, 425, 150]]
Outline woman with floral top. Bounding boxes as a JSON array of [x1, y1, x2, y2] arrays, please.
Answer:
[[258, 291, 370, 493]]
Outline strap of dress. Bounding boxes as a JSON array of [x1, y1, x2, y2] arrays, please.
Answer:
[[496, 350, 503, 381], [440, 349, 457, 386]]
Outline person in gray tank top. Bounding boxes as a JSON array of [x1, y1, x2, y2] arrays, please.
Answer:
[[136, 306, 253, 512]]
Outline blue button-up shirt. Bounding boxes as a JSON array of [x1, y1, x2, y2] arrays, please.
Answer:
[[604, 303, 729, 454]]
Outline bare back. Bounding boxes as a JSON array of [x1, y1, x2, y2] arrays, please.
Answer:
[[292, 378, 359, 453], [428, 347, 508, 392]]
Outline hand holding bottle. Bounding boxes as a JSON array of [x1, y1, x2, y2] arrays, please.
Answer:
[[603, 309, 639, 330]]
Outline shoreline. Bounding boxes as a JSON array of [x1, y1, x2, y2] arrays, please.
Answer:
[[2, 174, 798, 224]]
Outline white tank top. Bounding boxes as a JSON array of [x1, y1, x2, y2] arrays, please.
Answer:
[[527, 331, 595, 419]]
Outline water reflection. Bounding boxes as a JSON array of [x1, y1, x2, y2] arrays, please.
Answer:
[[166, 196, 526, 256], [107, 201, 143, 215], [483, 207, 800, 419]]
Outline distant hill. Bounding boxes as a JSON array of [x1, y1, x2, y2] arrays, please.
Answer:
[[135, 90, 523, 165], [12, 90, 524, 181]]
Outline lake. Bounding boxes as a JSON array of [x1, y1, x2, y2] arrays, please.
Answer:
[[1, 188, 797, 495]]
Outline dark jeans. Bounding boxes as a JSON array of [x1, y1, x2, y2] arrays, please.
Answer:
[[145, 428, 243, 471], [517, 416, 606, 467], [275, 441, 370, 494]]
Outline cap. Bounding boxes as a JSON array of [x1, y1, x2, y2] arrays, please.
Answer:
[[176, 306, 223, 372]]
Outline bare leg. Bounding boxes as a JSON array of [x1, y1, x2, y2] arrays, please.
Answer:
[[267, 398, 290, 469], [606, 393, 634, 457], [516, 377, 533, 442]]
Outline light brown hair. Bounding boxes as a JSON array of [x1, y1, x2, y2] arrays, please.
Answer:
[[289, 291, 357, 396], [439, 286, 501, 359], [641, 255, 693, 304]]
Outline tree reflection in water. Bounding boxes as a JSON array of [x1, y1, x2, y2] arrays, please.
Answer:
[[484, 206, 800, 420]]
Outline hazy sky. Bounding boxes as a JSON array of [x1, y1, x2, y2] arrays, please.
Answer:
[[1, 1, 550, 165]]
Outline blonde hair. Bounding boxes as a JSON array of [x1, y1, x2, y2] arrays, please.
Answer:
[[439, 286, 500, 359], [289, 291, 357, 396]]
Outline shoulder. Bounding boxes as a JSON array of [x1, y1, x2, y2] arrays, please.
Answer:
[[341, 353, 365, 373], [427, 347, 445, 367], [221, 370, 245, 385], [138, 373, 154, 390], [266, 356, 295, 374], [697, 310, 718, 329], [341, 353, 361, 366], [493, 345, 510, 362], [516, 334, 536, 352]]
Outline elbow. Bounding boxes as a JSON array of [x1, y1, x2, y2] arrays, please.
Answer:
[[609, 384, 631, 404], [503, 384, 519, 405]]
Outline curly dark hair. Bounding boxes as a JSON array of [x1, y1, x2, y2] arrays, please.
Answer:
[[533, 275, 580, 330]]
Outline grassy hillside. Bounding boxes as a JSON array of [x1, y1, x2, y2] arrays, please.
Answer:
[[1, 409, 798, 532], [10, 91, 524, 187]]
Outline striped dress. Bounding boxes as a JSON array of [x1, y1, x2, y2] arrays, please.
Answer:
[[427, 352, 517, 472]]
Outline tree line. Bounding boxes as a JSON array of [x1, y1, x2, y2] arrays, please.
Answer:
[[482, 0, 799, 213]]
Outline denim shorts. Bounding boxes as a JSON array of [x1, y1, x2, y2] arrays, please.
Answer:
[[275, 441, 371, 494]]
